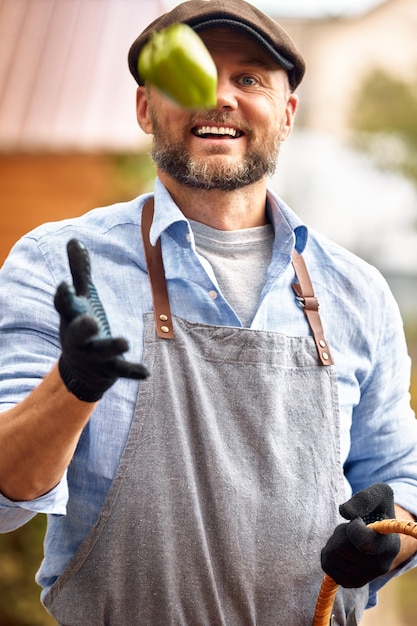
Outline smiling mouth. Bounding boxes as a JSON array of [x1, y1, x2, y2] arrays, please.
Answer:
[[192, 126, 242, 138]]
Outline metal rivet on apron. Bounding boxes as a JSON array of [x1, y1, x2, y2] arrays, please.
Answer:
[[319, 339, 326, 348], [160, 325, 170, 333], [322, 352, 329, 361], [159, 314, 168, 321]]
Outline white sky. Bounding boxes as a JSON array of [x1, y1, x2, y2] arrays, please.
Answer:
[[251, 0, 384, 17]]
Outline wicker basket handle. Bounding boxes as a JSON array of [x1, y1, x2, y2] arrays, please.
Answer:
[[312, 519, 417, 626]]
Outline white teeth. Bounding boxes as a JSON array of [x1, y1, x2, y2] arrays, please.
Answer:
[[196, 126, 238, 137]]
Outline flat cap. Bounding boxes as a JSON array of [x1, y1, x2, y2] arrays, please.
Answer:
[[128, 0, 306, 91]]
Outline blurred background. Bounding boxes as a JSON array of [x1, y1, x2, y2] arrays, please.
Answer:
[[0, 0, 416, 623]]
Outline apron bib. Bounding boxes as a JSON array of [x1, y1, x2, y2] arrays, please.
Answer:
[[44, 201, 368, 625]]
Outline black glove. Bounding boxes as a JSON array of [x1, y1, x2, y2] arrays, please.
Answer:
[[320, 483, 400, 588], [54, 239, 149, 402]]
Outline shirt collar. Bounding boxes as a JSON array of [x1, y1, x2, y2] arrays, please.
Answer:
[[147, 178, 308, 254], [266, 188, 308, 254], [148, 178, 188, 246]]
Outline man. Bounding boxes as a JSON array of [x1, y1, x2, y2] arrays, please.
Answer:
[[0, 1, 416, 624]]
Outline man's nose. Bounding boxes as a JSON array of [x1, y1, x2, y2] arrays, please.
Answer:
[[214, 76, 238, 111]]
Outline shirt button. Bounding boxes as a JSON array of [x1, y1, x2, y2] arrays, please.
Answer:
[[208, 290, 218, 299], [185, 233, 192, 243]]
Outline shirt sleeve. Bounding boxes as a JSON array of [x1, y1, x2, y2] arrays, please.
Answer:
[[0, 477, 68, 533], [0, 233, 70, 530], [342, 269, 417, 606], [344, 275, 417, 510]]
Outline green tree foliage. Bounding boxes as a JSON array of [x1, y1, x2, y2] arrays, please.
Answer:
[[0, 516, 55, 625], [350, 69, 417, 184]]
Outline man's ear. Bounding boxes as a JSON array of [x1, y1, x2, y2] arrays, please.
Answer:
[[279, 93, 299, 142], [136, 86, 153, 134]]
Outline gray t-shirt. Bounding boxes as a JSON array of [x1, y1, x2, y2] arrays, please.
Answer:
[[189, 219, 274, 327]]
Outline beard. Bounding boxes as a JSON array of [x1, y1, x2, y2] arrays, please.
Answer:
[[149, 110, 281, 191]]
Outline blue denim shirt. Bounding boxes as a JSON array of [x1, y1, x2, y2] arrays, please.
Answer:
[[1, 178, 417, 605]]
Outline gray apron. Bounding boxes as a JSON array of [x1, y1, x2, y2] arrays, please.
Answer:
[[44, 200, 368, 625]]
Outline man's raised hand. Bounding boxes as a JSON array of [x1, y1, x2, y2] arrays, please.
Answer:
[[54, 239, 149, 402]]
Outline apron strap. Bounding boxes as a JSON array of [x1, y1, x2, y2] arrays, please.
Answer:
[[141, 198, 174, 339], [292, 250, 333, 365], [141, 197, 333, 364]]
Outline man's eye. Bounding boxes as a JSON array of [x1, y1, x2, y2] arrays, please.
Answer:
[[239, 76, 258, 86]]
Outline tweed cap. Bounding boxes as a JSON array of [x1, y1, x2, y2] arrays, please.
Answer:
[[128, 0, 306, 91]]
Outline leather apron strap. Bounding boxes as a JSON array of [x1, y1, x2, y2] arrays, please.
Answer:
[[141, 197, 333, 365], [141, 197, 174, 339], [292, 250, 334, 366]]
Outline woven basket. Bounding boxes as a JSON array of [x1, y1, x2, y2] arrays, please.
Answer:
[[312, 519, 417, 626]]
